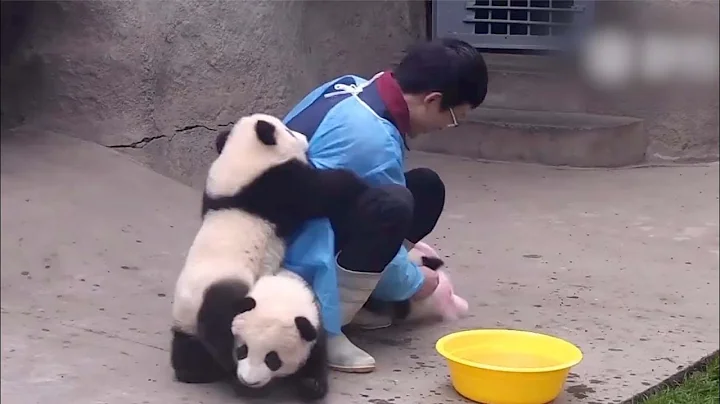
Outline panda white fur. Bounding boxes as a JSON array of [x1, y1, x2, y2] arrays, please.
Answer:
[[170, 113, 366, 400]]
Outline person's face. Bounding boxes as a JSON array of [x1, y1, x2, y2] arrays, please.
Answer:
[[407, 92, 470, 136]]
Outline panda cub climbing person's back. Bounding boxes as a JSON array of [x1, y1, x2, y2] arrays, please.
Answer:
[[170, 113, 368, 400]]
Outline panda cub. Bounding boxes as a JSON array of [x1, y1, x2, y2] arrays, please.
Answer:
[[170, 113, 366, 400], [228, 270, 327, 399]]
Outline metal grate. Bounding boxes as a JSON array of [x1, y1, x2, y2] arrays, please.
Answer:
[[432, 0, 595, 51]]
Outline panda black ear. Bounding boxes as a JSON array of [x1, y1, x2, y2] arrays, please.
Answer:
[[255, 120, 277, 146], [215, 129, 231, 154], [233, 297, 256, 315], [294, 316, 317, 342]]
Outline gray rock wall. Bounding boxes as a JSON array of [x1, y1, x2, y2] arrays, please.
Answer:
[[1, 0, 425, 187]]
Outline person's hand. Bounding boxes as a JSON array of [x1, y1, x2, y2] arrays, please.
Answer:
[[434, 271, 469, 321], [408, 241, 469, 321], [412, 265, 440, 300]]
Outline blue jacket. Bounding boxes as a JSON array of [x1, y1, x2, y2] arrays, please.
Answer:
[[282, 73, 424, 336]]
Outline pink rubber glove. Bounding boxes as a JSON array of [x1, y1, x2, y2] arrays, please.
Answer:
[[407, 241, 470, 322], [430, 270, 470, 321]]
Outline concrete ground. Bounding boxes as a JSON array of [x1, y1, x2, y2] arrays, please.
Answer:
[[1, 131, 718, 404]]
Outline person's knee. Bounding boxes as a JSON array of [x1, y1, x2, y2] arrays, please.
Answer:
[[336, 185, 413, 273], [404, 168, 445, 242], [405, 168, 445, 202], [359, 185, 414, 239]]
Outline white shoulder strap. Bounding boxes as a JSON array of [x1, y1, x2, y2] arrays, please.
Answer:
[[322, 72, 385, 120]]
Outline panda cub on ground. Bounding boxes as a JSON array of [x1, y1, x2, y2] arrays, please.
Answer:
[[227, 270, 327, 398], [196, 269, 327, 400], [170, 113, 367, 400]]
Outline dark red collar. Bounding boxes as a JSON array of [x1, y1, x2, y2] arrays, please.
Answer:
[[375, 71, 411, 136]]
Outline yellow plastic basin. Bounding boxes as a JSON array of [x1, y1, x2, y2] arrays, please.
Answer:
[[436, 329, 583, 404]]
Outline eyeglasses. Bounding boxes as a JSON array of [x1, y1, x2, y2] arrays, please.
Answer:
[[447, 107, 459, 128]]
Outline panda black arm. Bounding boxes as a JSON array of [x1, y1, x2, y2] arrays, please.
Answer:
[[196, 280, 254, 373], [308, 167, 369, 219], [231, 159, 368, 238], [272, 159, 369, 219]]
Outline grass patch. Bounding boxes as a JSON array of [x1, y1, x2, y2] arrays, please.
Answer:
[[641, 354, 719, 404]]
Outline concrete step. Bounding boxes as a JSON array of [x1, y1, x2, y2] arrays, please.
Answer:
[[408, 108, 648, 168], [482, 54, 587, 113], [484, 68, 587, 113]]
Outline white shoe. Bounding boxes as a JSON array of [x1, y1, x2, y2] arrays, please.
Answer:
[[327, 333, 375, 373], [349, 308, 392, 330]]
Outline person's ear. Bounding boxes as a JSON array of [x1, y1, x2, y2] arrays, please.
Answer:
[[422, 92, 443, 108]]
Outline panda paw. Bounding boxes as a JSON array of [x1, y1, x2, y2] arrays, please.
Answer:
[[296, 376, 328, 401]]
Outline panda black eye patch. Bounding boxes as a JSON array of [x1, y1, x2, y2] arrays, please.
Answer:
[[264, 351, 282, 371], [235, 344, 248, 360]]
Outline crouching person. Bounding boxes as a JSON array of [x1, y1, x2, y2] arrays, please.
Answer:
[[282, 38, 488, 372]]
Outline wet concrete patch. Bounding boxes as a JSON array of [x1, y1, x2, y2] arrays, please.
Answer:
[[567, 384, 596, 399]]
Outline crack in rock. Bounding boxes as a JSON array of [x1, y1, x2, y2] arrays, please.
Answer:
[[107, 121, 233, 149], [175, 124, 214, 132], [108, 135, 166, 149]]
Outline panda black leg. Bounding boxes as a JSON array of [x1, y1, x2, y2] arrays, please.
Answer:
[[296, 376, 328, 402], [294, 332, 329, 401], [171, 328, 230, 384]]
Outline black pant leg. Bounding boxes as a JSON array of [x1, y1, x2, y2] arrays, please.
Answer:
[[331, 184, 413, 273], [404, 168, 445, 243]]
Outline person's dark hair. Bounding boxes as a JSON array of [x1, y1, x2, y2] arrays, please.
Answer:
[[393, 38, 488, 110]]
